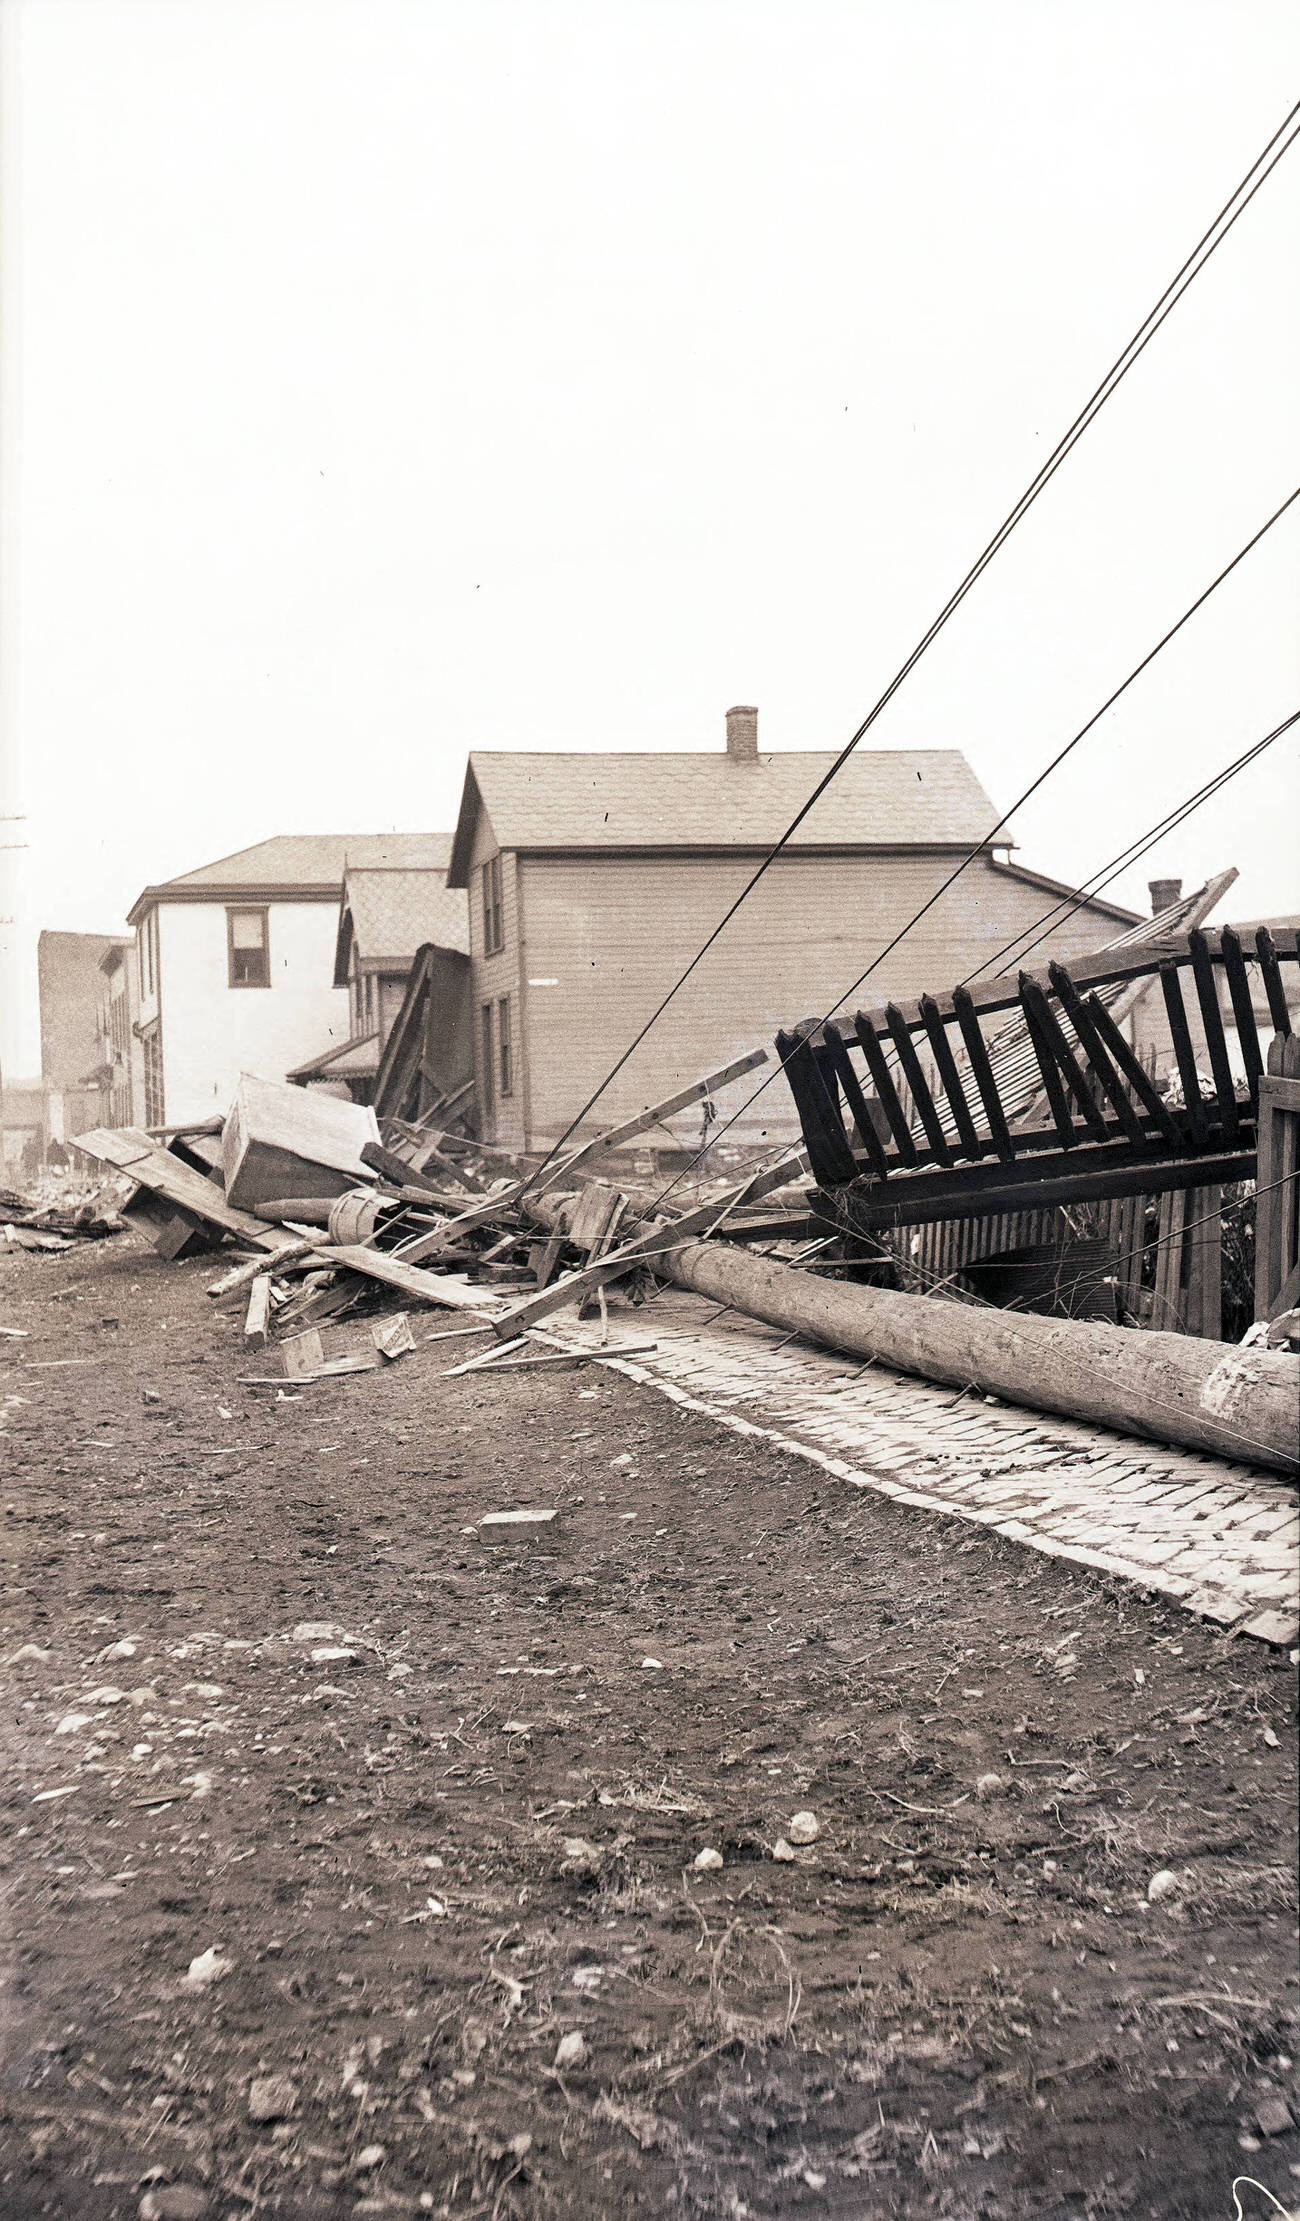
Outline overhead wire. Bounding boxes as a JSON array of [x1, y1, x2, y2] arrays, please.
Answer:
[[636, 485, 1300, 1215], [518, 94, 1300, 1197], [959, 709, 1300, 988]]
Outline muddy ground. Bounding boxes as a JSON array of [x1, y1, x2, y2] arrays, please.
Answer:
[[1, 1230, 1297, 2221]]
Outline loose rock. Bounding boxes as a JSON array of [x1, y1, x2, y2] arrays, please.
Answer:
[[692, 1846, 724, 1871], [787, 1811, 820, 1845], [554, 2030, 587, 2069], [247, 2072, 297, 2122]]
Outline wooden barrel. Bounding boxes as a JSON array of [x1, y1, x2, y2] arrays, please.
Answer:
[[328, 1188, 383, 1246]]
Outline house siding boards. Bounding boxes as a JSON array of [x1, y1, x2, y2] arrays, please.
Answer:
[[153, 898, 348, 1126], [512, 850, 1138, 1150], [466, 810, 527, 1150]]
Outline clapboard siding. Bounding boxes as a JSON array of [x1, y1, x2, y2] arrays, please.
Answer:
[[514, 851, 1135, 1150], [466, 815, 526, 1148]]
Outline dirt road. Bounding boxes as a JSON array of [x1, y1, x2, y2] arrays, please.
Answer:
[[2, 1233, 1297, 2220]]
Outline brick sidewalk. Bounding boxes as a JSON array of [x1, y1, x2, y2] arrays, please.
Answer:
[[557, 1290, 1300, 1648]]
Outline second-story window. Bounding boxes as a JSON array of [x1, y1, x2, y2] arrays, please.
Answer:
[[482, 855, 503, 954], [228, 907, 270, 988], [498, 995, 512, 1096]]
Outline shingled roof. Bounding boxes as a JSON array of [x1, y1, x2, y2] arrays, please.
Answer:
[[128, 834, 452, 925], [333, 862, 469, 985], [448, 750, 1000, 885]]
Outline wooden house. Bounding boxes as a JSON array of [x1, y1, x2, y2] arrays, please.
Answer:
[[444, 706, 1145, 1152], [289, 839, 469, 1100], [125, 833, 447, 1127]]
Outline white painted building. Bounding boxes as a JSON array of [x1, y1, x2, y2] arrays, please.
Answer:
[[125, 835, 451, 1127]]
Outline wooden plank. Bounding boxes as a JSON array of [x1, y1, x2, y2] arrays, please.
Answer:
[[918, 995, 983, 1159], [74, 1127, 295, 1251], [822, 1023, 892, 1176], [1153, 1190, 1187, 1333], [1255, 927, 1294, 1037], [1017, 976, 1081, 1146], [951, 988, 1017, 1164], [314, 1243, 505, 1312], [1046, 964, 1147, 1147], [1219, 925, 1264, 1097], [492, 1151, 811, 1336], [1255, 1069, 1300, 1322], [837, 1147, 1255, 1235], [1185, 1184, 1222, 1340], [531, 1050, 769, 1190], [1079, 994, 1182, 1146], [1187, 929, 1240, 1142], [852, 1014, 918, 1165], [361, 1140, 438, 1192], [207, 1238, 318, 1298], [882, 1004, 952, 1165], [244, 1276, 272, 1348], [1159, 964, 1209, 1146]]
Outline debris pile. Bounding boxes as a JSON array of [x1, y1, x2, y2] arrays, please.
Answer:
[[70, 1062, 815, 1387], [1, 1175, 130, 1252]]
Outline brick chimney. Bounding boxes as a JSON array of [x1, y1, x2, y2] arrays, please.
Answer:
[[725, 705, 758, 762], [1149, 876, 1182, 916]]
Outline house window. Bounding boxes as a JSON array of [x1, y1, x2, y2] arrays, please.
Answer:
[[138, 907, 159, 1000], [480, 1001, 495, 1121], [482, 855, 503, 955], [141, 1023, 165, 1127], [498, 995, 512, 1097], [227, 907, 270, 988]]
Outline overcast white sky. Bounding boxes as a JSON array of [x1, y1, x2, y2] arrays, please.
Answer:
[[1, 0, 1297, 1076]]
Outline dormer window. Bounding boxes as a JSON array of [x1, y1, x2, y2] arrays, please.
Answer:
[[227, 907, 270, 987]]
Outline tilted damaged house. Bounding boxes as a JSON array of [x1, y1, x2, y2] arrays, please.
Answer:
[[125, 833, 450, 1127], [289, 839, 470, 1101], [442, 706, 1144, 1151]]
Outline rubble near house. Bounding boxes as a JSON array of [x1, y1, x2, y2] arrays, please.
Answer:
[[1, 1173, 130, 1252], [64, 978, 1300, 1480]]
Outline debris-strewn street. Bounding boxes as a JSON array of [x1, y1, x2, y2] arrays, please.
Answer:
[[3, 1233, 1297, 2221]]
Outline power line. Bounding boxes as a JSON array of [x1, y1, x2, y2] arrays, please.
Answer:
[[640, 486, 1300, 1214], [959, 709, 1300, 988], [519, 95, 1300, 1195]]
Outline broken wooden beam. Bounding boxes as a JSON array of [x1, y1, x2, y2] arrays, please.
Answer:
[[244, 1275, 272, 1348]]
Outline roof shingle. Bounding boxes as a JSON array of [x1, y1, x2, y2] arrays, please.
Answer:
[[337, 868, 469, 974], [448, 750, 999, 884]]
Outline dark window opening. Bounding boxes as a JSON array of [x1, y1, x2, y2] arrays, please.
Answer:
[[227, 907, 270, 988], [498, 995, 512, 1097], [480, 1001, 495, 1121], [482, 855, 503, 954]]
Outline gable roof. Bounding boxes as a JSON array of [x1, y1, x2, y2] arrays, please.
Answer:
[[128, 833, 452, 926], [333, 859, 469, 985], [448, 750, 1001, 885]]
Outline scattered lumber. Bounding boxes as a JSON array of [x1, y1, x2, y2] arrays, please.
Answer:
[[73, 1127, 299, 1253], [244, 1275, 272, 1347]]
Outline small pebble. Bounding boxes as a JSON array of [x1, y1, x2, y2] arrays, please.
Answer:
[[692, 1847, 724, 1871], [1146, 1869, 1179, 1903], [553, 2030, 587, 2069], [787, 1811, 820, 1845]]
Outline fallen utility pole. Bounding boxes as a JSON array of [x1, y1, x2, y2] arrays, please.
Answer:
[[645, 1235, 1300, 1477]]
